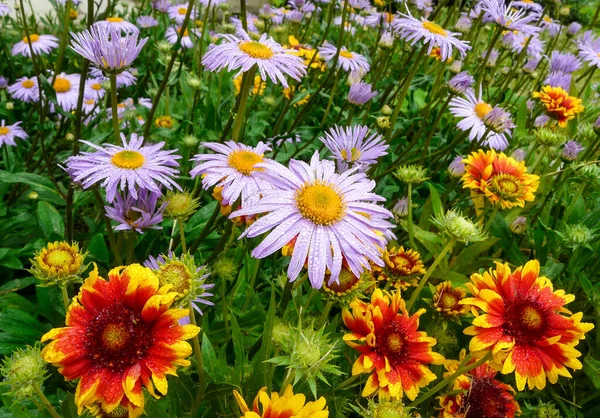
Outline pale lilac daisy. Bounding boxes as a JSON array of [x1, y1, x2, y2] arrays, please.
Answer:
[[448, 71, 474, 94], [318, 42, 370, 73], [449, 87, 511, 150], [136, 15, 159, 29], [230, 152, 395, 289], [562, 140, 584, 161], [333, 15, 357, 35], [105, 189, 166, 233], [577, 31, 600, 68], [567, 22, 582, 37], [11, 34, 59, 57], [52, 73, 81, 112], [65, 133, 181, 203], [0, 120, 28, 147], [550, 51, 582, 74], [454, 13, 472, 32], [348, 0, 371, 10], [89, 67, 137, 88], [320, 125, 388, 172], [202, 28, 306, 88], [392, 9, 471, 61], [534, 115, 550, 128], [347, 82, 378, 105], [152, 0, 171, 12], [448, 155, 466, 177], [168, 4, 197, 24], [392, 197, 409, 217], [482, 106, 515, 136], [199, 0, 227, 5], [480, 0, 540, 36], [70, 25, 148, 72], [230, 15, 260, 34], [0, 3, 10, 16], [7, 76, 40, 102], [84, 78, 105, 100], [190, 141, 273, 206], [512, 0, 543, 13], [165, 26, 199, 49], [541, 15, 561, 36], [96, 17, 139, 34], [364, 11, 396, 28], [507, 32, 545, 58], [0, 77, 7, 89], [544, 72, 572, 90]]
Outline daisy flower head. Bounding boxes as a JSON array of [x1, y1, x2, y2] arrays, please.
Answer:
[[541, 14, 561, 36], [233, 385, 328, 418], [52, 73, 81, 112], [190, 141, 273, 207], [318, 42, 370, 73], [231, 152, 395, 289], [343, 289, 445, 399], [168, 3, 197, 24], [369, 246, 425, 290], [562, 140, 585, 161], [481, 0, 540, 35], [392, 9, 471, 61], [449, 87, 512, 150], [152, 0, 171, 12], [567, 21, 582, 37], [461, 260, 594, 391], [84, 78, 105, 100], [12, 33, 59, 57], [448, 71, 474, 94], [41, 264, 200, 416], [544, 72, 572, 91], [136, 15, 159, 28], [202, 28, 306, 88], [576, 30, 600, 68], [105, 189, 166, 234], [347, 82, 378, 105], [507, 32, 545, 59], [320, 125, 388, 173], [550, 51, 582, 74], [532, 85, 584, 128], [96, 16, 139, 34], [70, 25, 148, 73], [482, 106, 515, 135], [512, 0, 543, 13], [0, 120, 28, 147], [432, 281, 469, 318], [7, 76, 39, 103], [165, 26, 198, 49], [65, 133, 181, 203]]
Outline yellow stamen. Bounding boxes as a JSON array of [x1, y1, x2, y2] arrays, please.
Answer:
[[228, 150, 263, 175], [53, 78, 72, 93], [474, 102, 493, 119], [22, 79, 35, 88], [106, 16, 123, 22], [111, 150, 145, 169], [340, 50, 354, 59], [178, 7, 187, 14], [386, 334, 403, 353], [22, 34, 40, 44], [296, 182, 345, 225], [239, 41, 274, 59], [91, 83, 102, 91], [422, 21, 448, 36], [521, 306, 543, 329], [0, 127, 9, 135], [101, 323, 129, 350]]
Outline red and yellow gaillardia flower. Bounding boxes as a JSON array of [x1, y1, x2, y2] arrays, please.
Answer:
[[370, 247, 426, 290], [462, 150, 539, 209], [438, 351, 520, 418], [41, 264, 200, 417], [432, 281, 469, 318], [461, 260, 594, 391], [232, 385, 329, 418], [342, 289, 444, 399], [532, 85, 584, 128]]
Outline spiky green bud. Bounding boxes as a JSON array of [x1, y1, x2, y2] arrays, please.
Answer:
[[1, 345, 47, 400], [394, 164, 428, 185], [432, 209, 487, 243], [161, 190, 200, 221]]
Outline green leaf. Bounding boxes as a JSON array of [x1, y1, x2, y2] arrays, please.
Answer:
[[0, 171, 64, 205], [202, 333, 225, 382], [88, 233, 109, 264], [584, 354, 600, 390], [580, 274, 595, 300], [37, 201, 65, 238], [0, 277, 34, 294], [427, 182, 444, 220], [230, 313, 245, 382], [0, 256, 23, 270], [60, 393, 78, 418]]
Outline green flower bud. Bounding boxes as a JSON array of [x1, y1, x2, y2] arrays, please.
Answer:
[[536, 401, 562, 418], [263, 95, 276, 106], [221, 23, 236, 34], [510, 216, 527, 234], [534, 128, 567, 147], [183, 134, 199, 148], [381, 105, 392, 116], [394, 164, 428, 185], [5, 102, 14, 110], [561, 224, 594, 248], [1, 345, 47, 401], [161, 190, 200, 221], [28, 191, 39, 200], [376, 116, 390, 129], [578, 122, 595, 143], [187, 75, 201, 89], [432, 209, 487, 243], [364, 399, 411, 418], [211, 257, 238, 281], [156, 40, 172, 53]]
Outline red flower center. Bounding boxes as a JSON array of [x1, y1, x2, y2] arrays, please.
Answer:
[[520, 306, 543, 330], [464, 377, 516, 418], [440, 292, 459, 309], [377, 323, 407, 362], [503, 302, 546, 342], [102, 324, 129, 351]]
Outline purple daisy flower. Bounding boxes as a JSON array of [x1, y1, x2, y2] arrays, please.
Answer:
[[165, 26, 199, 49], [320, 125, 388, 173], [541, 15, 561, 36], [481, 0, 540, 36], [550, 51, 581, 74], [544, 72, 572, 91], [333, 15, 357, 35], [534, 115, 550, 128], [190, 141, 273, 206], [202, 28, 306, 88], [0, 3, 10, 16], [448, 71, 474, 94], [562, 140, 585, 161], [65, 133, 181, 203], [52, 73, 81, 112], [507, 32, 545, 58], [96, 17, 139, 34], [347, 82, 378, 105], [511, 148, 526, 162], [152, 0, 171, 12], [7, 76, 40, 102], [318, 42, 370, 73], [85, 78, 105, 100], [512, 0, 543, 13], [12, 34, 59, 57], [168, 4, 198, 24], [0, 77, 7, 89], [454, 13, 472, 32], [230, 152, 395, 289], [136, 15, 159, 28], [348, 0, 371, 10], [449, 86, 511, 150], [105, 189, 166, 233], [199, 0, 227, 5], [577, 31, 600, 68], [89, 67, 137, 88], [567, 22, 582, 37], [70, 25, 148, 72], [448, 155, 466, 177], [482, 106, 515, 135], [392, 9, 471, 61], [0, 120, 28, 147]]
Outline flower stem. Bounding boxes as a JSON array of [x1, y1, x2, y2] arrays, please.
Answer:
[[109, 72, 120, 143], [32, 382, 61, 418], [477, 27, 502, 86], [316, 300, 333, 329], [92, 188, 123, 265], [484, 204, 501, 233], [125, 233, 135, 264], [179, 219, 187, 253], [231, 67, 256, 142], [60, 286, 70, 311], [406, 183, 416, 250], [336, 374, 360, 391], [406, 238, 455, 312], [578, 66, 596, 97], [189, 303, 205, 410]]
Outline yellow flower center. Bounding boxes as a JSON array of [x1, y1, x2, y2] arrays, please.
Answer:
[[440, 292, 458, 309], [178, 7, 187, 14], [0, 127, 9, 135], [166, 193, 193, 215], [176, 27, 189, 36], [340, 50, 354, 59], [101, 323, 129, 351], [22, 79, 35, 88], [489, 174, 523, 201], [111, 150, 145, 169], [520, 306, 543, 330], [107, 17, 123, 22], [324, 268, 361, 296], [22, 34, 40, 44], [157, 261, 192, 297], [45, 249, 74, 267], [340, 147, 362, 162], [91, 83, 102, 91], [385, 333, 404, 353], [296, 182, 345, 225], [53, 77, 72, 93], [69, 9, 78, 19], [84, 99, 95, 105], [228, 149, 263, 175], [474, 102, 493, 119], [543, 15, 552, 23], [239, 41, 274, 59], [422, 20, 447, 36], [155, 115, 174, 128]]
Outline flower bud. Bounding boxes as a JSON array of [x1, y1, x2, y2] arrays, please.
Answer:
[[381, 104, 392, 116], [376, 116, 390, 129], [448, 155, 465, 177], [394, 164, 428, 184], [101, 80, 111, 91], [28, 191, 39, 200], [535, 128, 567, 147], [378, 31, 394, 49], [162, 190, 200, 221], [366, 399, 411, 418], [187, 75, 201, 89], [449, 59, 463, 73], [561, 140, 584, 161], [0, 345, 47, 401], [28, 241, 87, 287], [156, 40, 172, 53], [392, 197, 409, 217], [561, 224, 594, 248], [5, 102, 13, 110], [183, 134, 199, 147], [65, 133, 75, 141], [263, 95, 276, 106], [432, 209, 487, 243], [219, 2, 230, 11], [0, 76, 8, 89], [510, 216, 527, 234], [535, 401, 562, 418], [221, 23, 236, 33], [211, 257, 238, 282]]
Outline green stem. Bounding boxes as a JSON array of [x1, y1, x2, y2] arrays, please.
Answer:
[[189, 303, 205, 410], [477, 27, 502, 86], [578, 66, 596, 97], [60, 286, 70, 311], [406, 238, 455, 312], [231, 67, 256, 142], [125, 233, 135, 264], [280, 370, 295, 393], [316, 300, 333, 329], [484, 204, 501, 233], [54, 0, 71, 77], [407, 183, 416, 250], [179, 219, 187, 253], [563, 182, 586, 223], [189, 204, 221, 254], [336, 374, 360, 391], [109, 72, 120, 143], [240, 0, 247, 31], [32, 382, 61, 418], [221, 279, 230, 339], [92, 188, 123, 265]]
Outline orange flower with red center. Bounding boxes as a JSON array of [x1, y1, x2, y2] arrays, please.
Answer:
[[432, 281, 469, 317], [532, 85, 584, 128], [462, 150, 539, 209], [41, 264, 200, 417], [233, 385, 329, 418], [370, 247, 426, 290], [342, 289, 444, 399], [461, 260, 594, 391]]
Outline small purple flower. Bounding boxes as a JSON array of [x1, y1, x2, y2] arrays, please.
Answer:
[[448, 71, 474, 94], [168, 4, 198, 24], [482, 49, 499, 67], [269, 132, 301, 147], [0, 77, 8, 89], [577, 30, 600, 68], [544, 72, 572, 91], [511, 148, 527, 162], [12, 34, 59, 57], [89, 67, 137, 88], [595, 114, 600, 130], [448, 155, 465, 177], [523, 57, 540, 73], [65, 133, 181, 203], [7, 76, 40, 103], [567, 22, 582, 37], [318, 42, 370, 73], [483, 106, 515, 134], [481, 0, 540, 36], [105, 189, 166, 233], [320, 125, 388, 172], [541, 15, 561, 36], [507, 32, 545, 59], [550, 51, 581, 74], [510, 216, 527, 234], [392, 197, 409, 218], [0, 3, 10, 16], [562, 140, 585, 161], [70, 25, 148, 72], [454, 13, 471, 32], [534, 115, 550, 128], [202, 28, 306, 88], [0, 120, 28, 147], [96, 17, 139, 34], [165, 26, 199, 49], [512, 1, 543, 13], [136, 15, 159, 28], [152, 0, 171, 12], [526, 99, 535, 112], [52, 73, 81, 112], [347, 82, 378, 105]]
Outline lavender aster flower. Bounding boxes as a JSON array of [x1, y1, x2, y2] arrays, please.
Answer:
[[510, 216, 527, 234], [320, 125, 388, 172], [230, 152, 395, 289], [392, 197, 409, 217], [481, 0, 540, 35], [507, 32, 545, 59], [7, 76, 39, 103], [165, 26, 198, 49], [483, 106, 515, 135], [190, 141, 273, 206], [550, 51, 581, 74], [512, 0, 543, 13], [544, 72, 572, 91], [168, 4, 198, 24], [511, 148, 526, 162], [96, 17, 139, 34], [448, 155, 465, 177], [70, 25, 148, 72], [0, 120, 28, 147], [577, 31, 600, 68], [0, 77, 7, 89], [202, 28, 306, 88], [454, 13, 472, 32], [347, 82, 378, 105], [393, 9, 471, 61], [152, 0, 171, 12], [65, 133, 181, 203], [318, 42, 370, 73], [12, 34, 59, 57], [0, 3, 10, 16], [534, 115, 550, 128], [89, 67, 137, 88], [105, 189, 166, 233], [448, 71, 474, 94], [567, 22, 582, 37], [562, 140, 585, 161], [52, 73, 81, 112], [136, 15, 159, 28], [541, 15, 561, 36]]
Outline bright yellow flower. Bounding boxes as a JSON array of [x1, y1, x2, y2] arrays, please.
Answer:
[[532, 85, 584, 128]]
